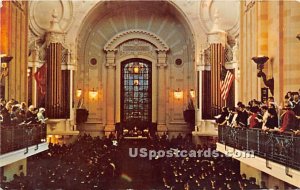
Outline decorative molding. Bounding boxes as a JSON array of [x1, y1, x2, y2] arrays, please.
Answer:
[[225, 62, 237, 70], [204, 46, 211, 65], [117, 39, 157, 60], [105, 51, 116, 68], [224, 44, 233, 63], [12, 0, 25, 11], [104, 29, 169, 52], [199, 64, 211, 71], [244, 0, 255, 13], [29, 0, 73, 36]]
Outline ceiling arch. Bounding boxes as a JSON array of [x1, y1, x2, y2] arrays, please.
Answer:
[[77, 1, 195, 51]]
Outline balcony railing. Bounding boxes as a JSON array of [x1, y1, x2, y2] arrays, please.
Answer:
[[0, 124, 47, 155], [218, 126, 300, 170]]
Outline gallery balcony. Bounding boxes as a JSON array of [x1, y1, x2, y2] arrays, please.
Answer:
[[0, 123, 48, 167], [216, 125, 300, 187]]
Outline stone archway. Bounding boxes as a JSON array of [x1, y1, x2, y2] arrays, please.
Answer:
[[103, 29, 169, 134]]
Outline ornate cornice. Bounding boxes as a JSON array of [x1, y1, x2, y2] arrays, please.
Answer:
[[104, 29, 169, 52]]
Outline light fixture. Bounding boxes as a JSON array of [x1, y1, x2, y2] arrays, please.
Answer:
[[76, 88, 82, 98], [89, 88, 98, 99], [252, 56, 269, 71], [27, 68, 31, 77], [174, 88, 183, 100], [252, 56, 274, 95], [297, 34, 300, 41], [0, 54, 12, 81], [189, 89, 195, 98]]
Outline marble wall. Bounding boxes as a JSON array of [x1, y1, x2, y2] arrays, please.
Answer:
[[239, 1, 300, 104], [1, 1, 28, 102]]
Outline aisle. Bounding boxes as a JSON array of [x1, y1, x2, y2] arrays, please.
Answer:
[[110, 139, 163, 189]]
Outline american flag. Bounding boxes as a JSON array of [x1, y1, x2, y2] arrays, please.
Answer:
[[220, 65, 234, 100]]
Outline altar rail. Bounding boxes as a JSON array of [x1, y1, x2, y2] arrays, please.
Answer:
[[218, 126, 300, 170], [0, 124, 47, 155]]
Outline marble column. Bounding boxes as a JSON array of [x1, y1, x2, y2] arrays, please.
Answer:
[[195, 65, 202, 131], [29, 45, 39, 107], [157, 51, 168, 132], [104, 50, 116, 134]]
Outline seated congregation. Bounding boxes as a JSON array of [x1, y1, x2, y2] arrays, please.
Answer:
[[1, 133, 283, 190]]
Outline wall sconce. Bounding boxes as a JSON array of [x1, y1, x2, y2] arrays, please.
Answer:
[[174, 88, 183, 100], [76, 88, 82, 98], [189, 89, 195, 98], [297, 34, 300, 41], [89, 88, 98, 99], [0, 54, 12, 81], [27, 68, 31, 77], [252, 56, 274, 95]]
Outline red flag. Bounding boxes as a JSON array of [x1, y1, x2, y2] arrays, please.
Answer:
[[34, 63, 47, 95]]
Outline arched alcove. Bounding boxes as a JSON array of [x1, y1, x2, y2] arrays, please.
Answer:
[[75, 0, 196, 135], [102, 30, 170, 127]]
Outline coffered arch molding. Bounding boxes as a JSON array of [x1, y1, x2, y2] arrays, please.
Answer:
[[104, 29, 170, 52]]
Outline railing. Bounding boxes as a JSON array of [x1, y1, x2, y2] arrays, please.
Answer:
[[0, 124, 47, 155], [218, 126, 300, 171]]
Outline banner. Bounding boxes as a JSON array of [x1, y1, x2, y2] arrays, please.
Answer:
[[34, 63, 47, 95]]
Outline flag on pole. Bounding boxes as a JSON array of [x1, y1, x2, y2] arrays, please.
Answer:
[[220, 65, 234, 100], [34, 63, 47, 95]]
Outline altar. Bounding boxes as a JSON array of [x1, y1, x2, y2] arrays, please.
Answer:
[[115, 121, 157, 139]]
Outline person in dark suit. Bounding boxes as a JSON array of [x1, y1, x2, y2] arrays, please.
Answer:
[[265, 108, 278, 129], [236, 104, 248, 127], [1, 102, 12, 126], [25, 105, 38, 123], [215, 107, 229, 125]]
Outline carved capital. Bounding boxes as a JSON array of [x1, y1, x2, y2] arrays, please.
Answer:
[[199, 64, 211, 71], [105, 50, 117, 68], [157, 63, 167, 68], [105, 63, 116, 69], [207, 31, 227, 47], [45, 32, 65, 47], [157, 50, 167, 65]]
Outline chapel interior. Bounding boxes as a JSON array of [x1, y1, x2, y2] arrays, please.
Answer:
[[1, 0, 300, 189]]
